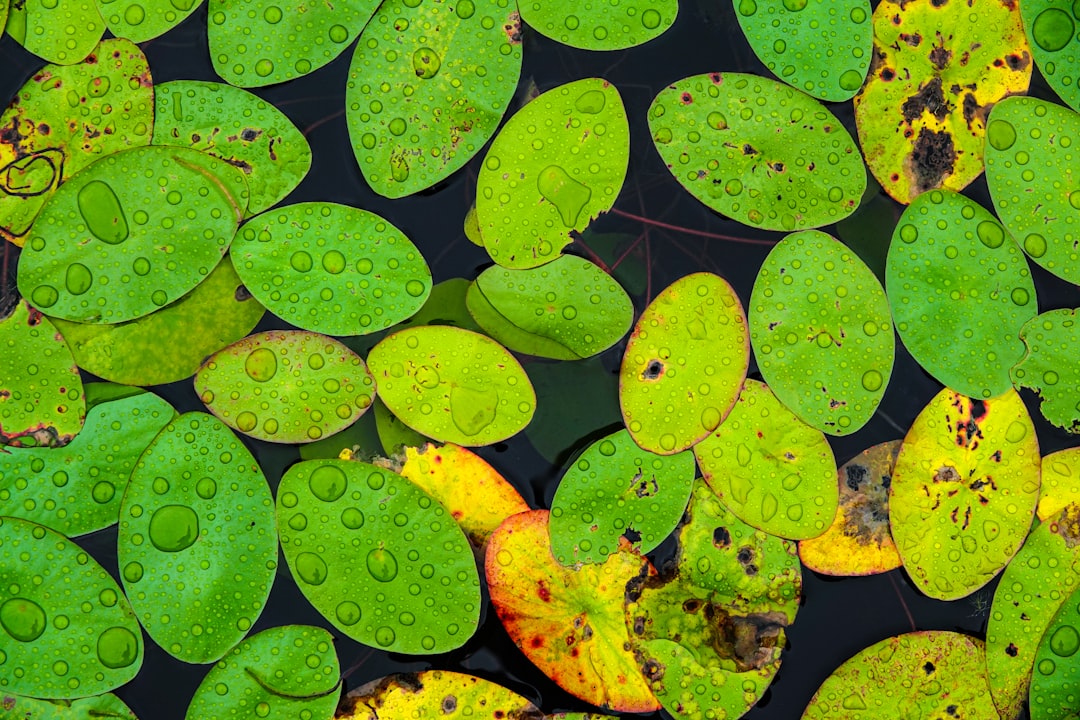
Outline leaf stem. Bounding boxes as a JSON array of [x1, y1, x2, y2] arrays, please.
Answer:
[[609, 208, 777, 246]]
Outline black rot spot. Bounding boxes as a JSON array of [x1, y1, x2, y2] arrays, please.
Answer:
[[713, 526, 731, 549], [681, 92, 693, 104], [1005, 644, 1018, 657], [441, 695, 457, 714], [643, 360, 664, 381], [923, 661, 936, 674]]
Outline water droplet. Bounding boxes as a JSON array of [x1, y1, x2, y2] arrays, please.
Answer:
[[899, 224, 918, 243], [263, 5, 282, 22], [255, 702, 271, 718], [537, 165, 592, 227], [341, 507, 365, 529], [328, 23, 349, 43], [412, 47, 441, 79], [245, 347, 278, 382], [254, 59, 274, 77], [1025, 233, 1048, 258], [322, 250, 346, 274], [861, 369, 883, 392], [336, 601, 361, 625], [449, 385, 498, 436], [0, 597, 47, 642], [236, 412, 257, 432], [295, 552, 328, 585], [1033, 8, 1074, 52], [1051, 625, 1080, 656], [761, 493, 778, 521], [1005, 420, 1029, 443], [30, 285, 58, 308], [1011, 287, 1030, 306], [1044, 370, 1060, 385], [388, 117, 407, 136], [642, 8, 662, 28], [415, 365, 441, 389], [575, 90, 606, 114], [375, 626, 396, 647], [976, 220, 1004, 248], [599, 440, 616, 456], [1038, 658, 1056, 675], [367, 548, 399, 582], [659, 433, 676, 451], [123, 3, 145, 24], [839, 69, 864, 91], [78, 181, 128, 245], [97, 626, 138, 668], [132, 257, 151, 276], [781, 473, 801, 491], [196, 477, 217, 499], [309, 465, 347, 502], [290, 251, 312, 272], [738, 0, 757, 15], [405, 279, 426, 297], [122, 561, 143, 583], [456, 0, 474, 18], [986, 119, 1017, 151], [149, 505, 199, 552]]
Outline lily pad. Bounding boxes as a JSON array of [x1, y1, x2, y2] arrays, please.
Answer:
[[277, 459, 481, 654], [95, 0, 203, 43], [1039, 448, 1080, 521], [3, 0, 104, 65], [476, 78, 629, 269], [549, 428, 695, 565], [0, 387, 175, 536], [985, 97, 1080, 284], [195, 330, 376, 444], [1030, 580, 1080, 720], [518, 0, 677, 51], [52, 255, 264, 386], [619, 272, 749, 455], [373, 397, 431, 456], [299, 410, 382, 463], [694, 379, 839, 540], [153, 80, 311, 216], [1020, 1, 1080, 113], [648, 72, 865, 231], [18, 146, 248, 324], [798, 440, 902, 577], [0, 38, 153, 247], [346, 0, 522, 198], [337, 671, 541, 720], [0, 516, 142, 698], [0, 693, 138, 719], [1012, 309, 1080, 433], [467, 255, 634, 360], [734, 0, 872, 102], [118, 412, 277, 663], [750, 229, 893, 435], [485, 510, 660, 712], [801, 631, 999, 719], [231, 202, 430, 335], [886, 188, 1036, 399], [889, 388, 1040, 600], [0, 300, 84, 446], [207, 0, 380, 87], [184, 625, 340, 720], [367, 326, 535, 446], [853, 0, 1032, 204]]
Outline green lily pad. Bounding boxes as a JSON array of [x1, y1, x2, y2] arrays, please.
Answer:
[[0, 693, 138, 719], [549, 428, 695, 565], [373, 397, 431, 456], [231, 202, 430, 335], [801, 631, 998, 719], [0, 387, 175, 536], [153, 80, 311, 216], [694, 379, 838, 540], [52, 255, 264, 386], [1020, 1, 1080, 113], [0, 0, 7, 36], [750, 229, 893, 435], [94, 0, 203, 43], [734, 0, 871, 102], [1031, 580, 1080, 720], [476, 78, 629, 269], [0, 300, 84, 447], [466, 256, 634, 360], [277, 458, 481, 654], [626, 482, 801, 720], [619, 272, 749, 455], [1039, 448, 1080, 521], [207, 0, 380, 87], [118, 412, 277, 663], [886, 188, 1036, 399], [985, 97, 1080, 284], [3, 0, 104, 65], [337, 671, 541, 720], [184, 625, 340, 720], [1012, 309, 1080, 433], [986, 503, 1080, 718], [518, 0, 676, 50], [889, 388, 1040, 601], [0, 517, 142, 698], [648, 72, 865, 231], [18, 146, 248, 324], [367, 326, 535, 446], [853, 0, 1032, 204], [195, 330, 375, 444], [0, 38, 153, 247], [346, 0, 522, 198]]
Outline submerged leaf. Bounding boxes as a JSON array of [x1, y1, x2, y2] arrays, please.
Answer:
[[1012, 309, 1080, 433], [373, 397, 431, 457], [337, 670, 542, 720], [1030, 580, 1080, 720], [519, 0, 677, 50]]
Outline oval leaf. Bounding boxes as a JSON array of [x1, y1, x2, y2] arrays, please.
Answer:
[[1020, 0, 1080, 113], [4, 0, 104, 65], [519, 0, 677, 50], [337, 670, 541, 720]]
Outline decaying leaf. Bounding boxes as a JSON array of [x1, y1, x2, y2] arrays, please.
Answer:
[[336, 670, 542, 720]]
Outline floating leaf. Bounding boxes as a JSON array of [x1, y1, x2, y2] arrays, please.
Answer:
[[476, 78, 629, 269], [0, 38, 152, 246], [299, 411, 381, 463], [486, 510, 660, 712], [620, 272, 749, 455], [1030, 580, 1080, 720], [95, 0, 203, 43], [734, 0, 871, 101], [1039, 448, 1080, 521], [886, 189, 1036, 399], [0, 387, 175, 536], [798, 440, 903, 576], [0, 517, 142, 698], [195, 330, 375, 444], [467, 256, 633, 360], [801, 631, 998, 719], [694, 379, 838, 540], [0, 300, 84, 446], [0, 0, 7, 34], [346, 0, 522, 198], [373, 397, 431, 456], [3, 0, 104, 64], [53, 255, 264, 386], [889, 388, 1039, 600], [750, 230, 893, 435], [986, 501, 1080, 716], [648, 72, 864, 231], [278, 459, 481, 654], [119, 412, 277, 663], [626, 482, 801, 720], [0, 693, 138, 719], [337, 670, 541, 720], [1019, 1, 1080, 113], [367, 326, 535, 446], [391, 442, 529, 547], [207, 0, 380, 87], [153, 80, 311, 216], [1012, 310, 1080, 433], [231, 202, 429, 335], [985, 97, 1080, 284], [18, 146, 247, 324], [853, 0, 1032, 204], [518, 0, 676, 50], [549, 428, 695, 565], [184, 625, 340, 720]]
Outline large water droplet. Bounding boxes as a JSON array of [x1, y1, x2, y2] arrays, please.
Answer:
[[412, 47, 441, 79], [148, 505, 200, 552], [309, 465, 347, 502], [986, 119, 1017, 151], [537, 165, 592, 227], [449, 385, 498, 436], [244, 347, 278, 382], [0, 597, 47, 642], [76, 180, 127, 245], [375, 626, 396, 647], [336, 601, 361, 626], [1033, 8, 1074, 52], [415, 365, 441, 389], [574, 90, 606, 114], [367, 548, 399, 582], [65, 262, 93, 295], [1051, 625, 1080, 657], [295, 552, 328, 585], [97, 626, 139, 668]]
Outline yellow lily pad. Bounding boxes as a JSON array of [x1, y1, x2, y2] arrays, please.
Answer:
[[337, 670, 541, 719], [1039, 448, 1080, 521]]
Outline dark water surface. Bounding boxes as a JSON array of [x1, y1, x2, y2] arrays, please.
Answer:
[[2, 0, 1076, 718]]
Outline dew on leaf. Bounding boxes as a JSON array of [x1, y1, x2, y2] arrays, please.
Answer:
[[337, 670, 541, 720], [1021, 1, 1080, 113], [1011, 309, 1080, 433], [519, 0, 676, 51], [0, 692, 138, 719], [3, 0, 103, 65]]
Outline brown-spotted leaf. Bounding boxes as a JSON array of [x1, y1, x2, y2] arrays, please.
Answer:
[[335, 670, 543, 720]]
